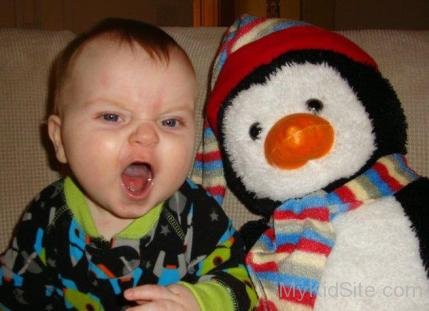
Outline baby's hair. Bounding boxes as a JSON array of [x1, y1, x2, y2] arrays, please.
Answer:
[[50, 17, 189, 116]]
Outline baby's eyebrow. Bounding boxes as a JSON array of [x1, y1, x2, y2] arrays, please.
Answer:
[[162, 105, 195, 114], [83, 97, 120, 106], [84, 98, 137, 112]]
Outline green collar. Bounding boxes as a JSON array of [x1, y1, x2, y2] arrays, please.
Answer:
[[64, 177, 163, 240]]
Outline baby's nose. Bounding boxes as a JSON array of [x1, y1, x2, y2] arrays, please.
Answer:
[[129, 122, 159, 146]]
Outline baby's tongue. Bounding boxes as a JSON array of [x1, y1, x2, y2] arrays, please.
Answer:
[[121, 163, 153, 194]]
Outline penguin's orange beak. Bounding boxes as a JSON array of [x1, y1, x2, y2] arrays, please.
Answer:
[[264, 113, 334, 169]]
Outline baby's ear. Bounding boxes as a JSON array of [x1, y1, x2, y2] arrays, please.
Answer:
[[47, 115, 67, 164]]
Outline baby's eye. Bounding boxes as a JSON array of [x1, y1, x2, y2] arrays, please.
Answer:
[[101, 113, 120, 122], [161, 118, 180, 128]]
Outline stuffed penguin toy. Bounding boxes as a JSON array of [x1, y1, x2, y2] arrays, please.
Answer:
[[192, 15, 429, 310]]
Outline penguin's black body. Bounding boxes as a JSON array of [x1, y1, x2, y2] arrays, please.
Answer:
[[395, 177, 429, 272], [216, 48, 429, 309]]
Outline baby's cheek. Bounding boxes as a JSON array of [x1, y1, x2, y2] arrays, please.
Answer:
[[71, 136, 116, 169], [164, 140, 193, 178], [98, 137, 121, 153]]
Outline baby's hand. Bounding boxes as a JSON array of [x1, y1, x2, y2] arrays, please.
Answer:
[[124, 284, 200, 311]]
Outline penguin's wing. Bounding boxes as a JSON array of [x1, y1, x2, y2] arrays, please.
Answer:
[[395, 176, 429, 276]]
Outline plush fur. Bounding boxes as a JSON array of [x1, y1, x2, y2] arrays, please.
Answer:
[[222, 61, 375, 200], [314, 194, 429, 310], [218, 50, 408, 249]]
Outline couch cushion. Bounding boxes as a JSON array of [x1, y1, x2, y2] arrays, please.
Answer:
[[0, 27, 428, 251], [0, 29, 75, 249]]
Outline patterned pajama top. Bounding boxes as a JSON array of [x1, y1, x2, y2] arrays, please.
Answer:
[[0, 178, 257, 310]]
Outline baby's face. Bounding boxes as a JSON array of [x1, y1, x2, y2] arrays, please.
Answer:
[[50, 38, 196, 219]]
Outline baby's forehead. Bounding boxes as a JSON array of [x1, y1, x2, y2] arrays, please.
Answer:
[[66, 39, 151, 82], [70, 36, 182, 74], [60, 36, 197, 106], [75, 37, 138, 61]]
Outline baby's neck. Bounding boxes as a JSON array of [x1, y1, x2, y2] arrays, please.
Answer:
[[87, 201, 134, 241]]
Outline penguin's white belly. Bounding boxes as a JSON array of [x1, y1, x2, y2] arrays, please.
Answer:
[[314, 197, 429, 310]]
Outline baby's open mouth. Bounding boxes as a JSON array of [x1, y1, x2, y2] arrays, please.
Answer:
[[121, 162, 153, 196]]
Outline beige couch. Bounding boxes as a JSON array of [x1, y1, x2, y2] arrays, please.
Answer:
[[1, 27, 428, 252]]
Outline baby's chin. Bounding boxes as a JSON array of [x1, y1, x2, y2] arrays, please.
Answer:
[[112, 201, 158, 220]]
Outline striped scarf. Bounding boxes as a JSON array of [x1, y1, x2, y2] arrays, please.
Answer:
[[246, 153, 419, 310]]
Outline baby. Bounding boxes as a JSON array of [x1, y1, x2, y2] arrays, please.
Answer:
[[0, 18, 256, 310]]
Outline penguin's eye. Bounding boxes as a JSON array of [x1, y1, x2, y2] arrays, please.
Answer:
[[306, 98, 324, 113], [249, 122, 262, 140]]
